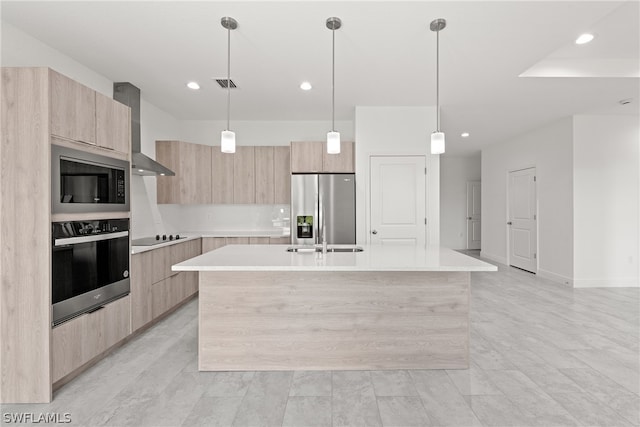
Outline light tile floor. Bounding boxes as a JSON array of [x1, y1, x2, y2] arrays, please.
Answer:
[[2, 255, 638, 426]]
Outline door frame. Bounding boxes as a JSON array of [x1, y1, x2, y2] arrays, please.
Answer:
[[367, 154, 428, 245], [506, 166, 539, 272]]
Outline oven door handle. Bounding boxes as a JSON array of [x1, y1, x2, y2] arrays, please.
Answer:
[[54, 231, 129, 246]]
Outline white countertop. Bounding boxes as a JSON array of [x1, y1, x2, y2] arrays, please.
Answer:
[[172, 244, 497, 272], [131, 235, 201, 254], [131, 229, 289, 254]]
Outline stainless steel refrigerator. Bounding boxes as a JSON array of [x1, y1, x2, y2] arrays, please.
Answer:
[[291, 174, 356, 245]]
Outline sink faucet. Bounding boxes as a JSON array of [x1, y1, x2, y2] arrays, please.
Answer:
[[321, 208, 327, 254]]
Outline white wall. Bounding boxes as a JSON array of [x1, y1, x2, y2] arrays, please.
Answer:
[[1, 22, 113, 96], [573, 115, 639, 287], [354, 106, 439, 246], [481, 117, 574, 284], [440, 155, 481, 249]]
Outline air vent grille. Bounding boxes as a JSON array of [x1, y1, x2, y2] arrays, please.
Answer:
[[215, 79, 237, 88]]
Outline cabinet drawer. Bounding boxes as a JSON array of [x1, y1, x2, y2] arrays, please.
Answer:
[[52, 296, 131, 382]]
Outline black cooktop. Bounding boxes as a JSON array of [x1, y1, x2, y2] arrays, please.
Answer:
[[132, 234, 186, 246]]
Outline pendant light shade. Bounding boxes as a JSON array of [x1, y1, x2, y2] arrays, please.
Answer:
[[221, 130, 236, 153], [327, 131, 341, 154], [430, 132, 445, 155], [430, 18, 446, 155], [220, 16, 237, 154], [326, 17, 341, 154]]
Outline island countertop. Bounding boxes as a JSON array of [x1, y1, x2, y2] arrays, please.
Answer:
[[172, 244, 497, 272]]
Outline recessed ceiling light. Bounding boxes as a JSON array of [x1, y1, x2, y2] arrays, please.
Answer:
[[575, 33, 594, 45], [186, 81, 200, 90], [300, 81, 312, 91], [461, 132, 470, 138], [138, 169, 144, 173]]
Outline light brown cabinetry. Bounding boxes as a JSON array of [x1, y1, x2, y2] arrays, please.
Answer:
[[269, 236, 291, 244], [203, 236, 288, 250], [52, 296, 131, 383], [130, 239, 201, 333], [2, 67, 131, 404], [234, 146, 255, 204], [255, 147, 275, 204], [159, 141, 290, 205], [274, 146, 291, 204], [323, 141, 355, 172], [290, 141, 323, 172], [96, 92, 130, 154], [291, 141, 355, 173], [212, 150, 234, 203], [49, 69, 96, 145], [156, 141, 212, 204], [202, 237, 227, 252]]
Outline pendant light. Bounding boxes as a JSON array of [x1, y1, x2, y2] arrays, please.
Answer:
[[326, 17, 341, 154], [221, 16, 237, 154], [430, 18, 446, 155]]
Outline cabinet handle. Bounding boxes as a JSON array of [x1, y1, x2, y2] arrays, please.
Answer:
[[507, 221, 512, 225]]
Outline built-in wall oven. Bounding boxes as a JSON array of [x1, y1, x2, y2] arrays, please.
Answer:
[[52, 219, 130, 326], [51, 145, 130, 214]]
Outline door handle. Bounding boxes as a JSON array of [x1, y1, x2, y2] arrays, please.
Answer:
[[467, 217, 472, 220], [372, 230, 378, 235], [507, 221, 512, 225]]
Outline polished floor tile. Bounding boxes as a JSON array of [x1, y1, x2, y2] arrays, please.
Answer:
[[1, 256, 637, 427]]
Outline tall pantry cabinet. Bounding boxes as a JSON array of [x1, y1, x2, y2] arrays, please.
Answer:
[[0, 67, 131, 403]]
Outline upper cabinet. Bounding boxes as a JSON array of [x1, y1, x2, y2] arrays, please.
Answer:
[[233, 147, 255, 204], [96, 92, 130, 154], [212, 150, 234, 204], [274, 146, 291, 204], [255, 147, 275, 204], [291, 141, 355, 173], [290, 141, 323, 172], [156, 140, 212, 205], [158, 141, 291, 205], [50, 70, 96, 145], [323, 141, 355, 173], [49, 69, 131, 157]]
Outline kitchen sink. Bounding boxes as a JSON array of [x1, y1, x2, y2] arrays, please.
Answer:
[[287, 245, 364, 253]]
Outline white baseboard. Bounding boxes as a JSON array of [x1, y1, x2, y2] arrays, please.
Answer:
[[479, 251, 506, 265], [573, 277, 639, 288], [538, 269, 573, 287]]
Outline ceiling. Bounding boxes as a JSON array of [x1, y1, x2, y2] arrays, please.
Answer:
[[1, 1, 638, 156]]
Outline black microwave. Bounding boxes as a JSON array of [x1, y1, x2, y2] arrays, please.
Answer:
[[51, 145, 130, 214]]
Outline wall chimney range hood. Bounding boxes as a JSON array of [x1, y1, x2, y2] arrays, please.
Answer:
[[113, 82, 175, 176]]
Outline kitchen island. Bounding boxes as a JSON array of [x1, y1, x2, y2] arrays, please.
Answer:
[[173, 244, 496, 371]]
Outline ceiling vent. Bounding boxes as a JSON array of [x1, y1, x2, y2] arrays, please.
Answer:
[[215, 79, 237, 89]]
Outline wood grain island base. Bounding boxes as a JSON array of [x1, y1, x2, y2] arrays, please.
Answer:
[[174, 244, 496, 372], [199, 270, 470, 371]]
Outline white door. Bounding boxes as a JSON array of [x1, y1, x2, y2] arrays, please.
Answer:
[[370, 156, 426, 246], [466, 181, 481, 250], [508, 168, 537, 273]]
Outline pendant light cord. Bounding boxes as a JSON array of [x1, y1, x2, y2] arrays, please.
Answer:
[[226, 25, 231, 131], [436, 28, 440, 132], [331, 26, 335, 132]]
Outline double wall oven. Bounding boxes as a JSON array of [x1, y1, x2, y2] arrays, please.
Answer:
[[51, 145, 131, 326]]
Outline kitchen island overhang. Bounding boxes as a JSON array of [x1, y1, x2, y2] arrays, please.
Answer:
[[173, 245, 497, 371]]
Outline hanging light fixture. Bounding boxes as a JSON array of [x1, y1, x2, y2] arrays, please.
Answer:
[[221, 16, 237, 154], [326, 17, 341, 154], [430, 18, 446, 155]]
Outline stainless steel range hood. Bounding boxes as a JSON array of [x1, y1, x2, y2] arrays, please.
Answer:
[[113, 82, 175, 176]]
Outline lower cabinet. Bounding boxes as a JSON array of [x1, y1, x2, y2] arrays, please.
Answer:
[[131, 238, 201, 333], [51, 296, 131, 383], [202, 236, 289, 252]]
